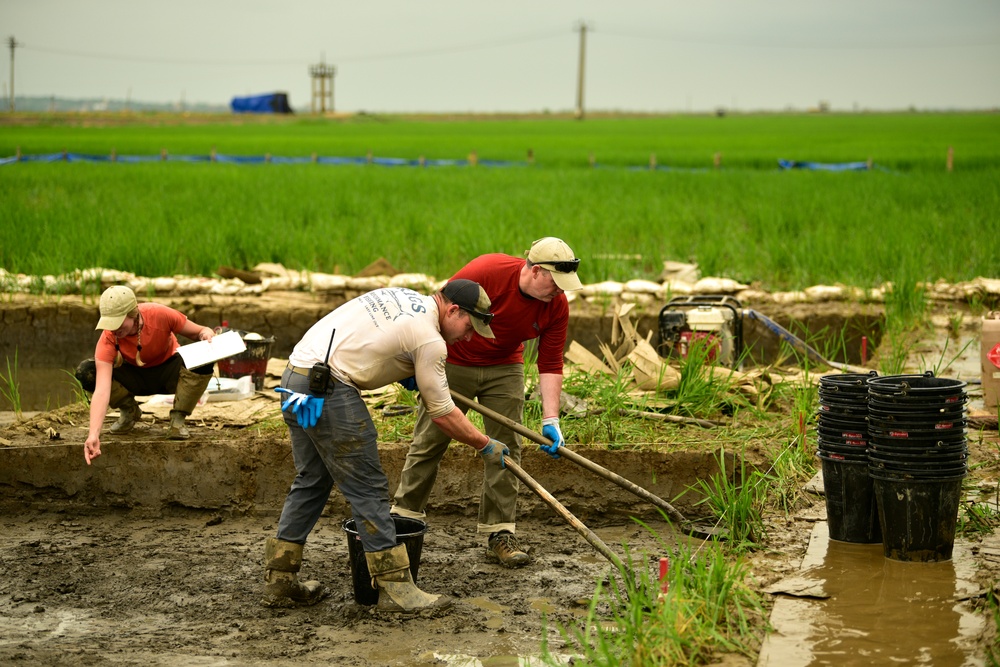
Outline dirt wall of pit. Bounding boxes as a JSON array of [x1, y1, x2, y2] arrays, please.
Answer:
[[0, 434, 732, 524], [0, 293, 883, 371]]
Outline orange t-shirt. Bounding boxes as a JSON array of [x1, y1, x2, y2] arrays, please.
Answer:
[[94, 303, 186, 367]]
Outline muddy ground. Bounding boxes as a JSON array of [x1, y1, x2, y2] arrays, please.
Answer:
[[1, 294, 999, 665], [0, 396, 770, 666], [2, 435, 994, 667], [0, 505, 684, 666]]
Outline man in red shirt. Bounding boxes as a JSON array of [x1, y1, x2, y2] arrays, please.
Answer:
[[392, 237, 583, 567]]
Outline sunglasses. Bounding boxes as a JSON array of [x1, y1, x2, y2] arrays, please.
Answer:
[[536, 258, 580, 273], [458, 305, 494, 326]]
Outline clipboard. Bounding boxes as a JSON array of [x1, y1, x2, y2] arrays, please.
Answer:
[[177, 330, 247, 369]]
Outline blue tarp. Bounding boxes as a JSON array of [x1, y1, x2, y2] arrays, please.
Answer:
[[778, 159, 871, 172], [0, 152, 886, 173], [230, 93, 293, 114]]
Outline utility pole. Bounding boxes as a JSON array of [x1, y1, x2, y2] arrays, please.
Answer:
[[8, 35, 20, 112], [574, 21, 590, 120]]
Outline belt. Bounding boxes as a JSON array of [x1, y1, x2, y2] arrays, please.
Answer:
[[286, 362, 311, 378]]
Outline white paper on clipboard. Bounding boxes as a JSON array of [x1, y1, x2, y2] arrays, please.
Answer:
[[177, 330, 247, 369]]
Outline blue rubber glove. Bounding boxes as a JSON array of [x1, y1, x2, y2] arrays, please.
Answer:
[[300, 395, 323, 428], [478, 438, 509, 468], [540, 417, 564, 459], [275, 388, 324, 429], [398, 376, 419, 392]]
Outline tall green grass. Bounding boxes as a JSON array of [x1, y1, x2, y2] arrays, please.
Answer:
[[2, 113, 998, 289], [2, 163, 997, 290], [3, 112, 998, 170], [545, 537, 764, 666], [0, 350, 23, 420]]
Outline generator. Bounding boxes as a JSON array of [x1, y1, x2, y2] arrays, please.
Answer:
[[657, 295, 744, 369]]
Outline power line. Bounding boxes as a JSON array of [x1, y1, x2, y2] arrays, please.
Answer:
[[19, 30, 569, 68], [597, 27, 1000, 50]]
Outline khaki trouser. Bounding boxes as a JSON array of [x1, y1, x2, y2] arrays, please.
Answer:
[[392, 363, 523, 535]]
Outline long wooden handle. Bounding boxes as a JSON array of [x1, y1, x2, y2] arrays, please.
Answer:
[[451, 389, 688, 526], [502, 456, 629, 576]]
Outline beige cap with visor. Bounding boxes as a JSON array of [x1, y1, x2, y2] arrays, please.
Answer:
[[95, 286, 138, 330], [526, 237, 583, 291]]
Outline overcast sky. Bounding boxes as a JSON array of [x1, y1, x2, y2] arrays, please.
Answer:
[[4, 0, 999, 113]]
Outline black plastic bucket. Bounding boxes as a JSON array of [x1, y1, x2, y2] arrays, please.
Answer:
[[868, 373, 967, 398], [820, 456, 881, 544], [818, 440, 869, 457], [817, 438, 869, 456], [867, 456, 967, 475], [817, 412, 869, 430], [867, 403, 966, 420], [820, 371, 878, 391], [817, 424, 868, 441], [342, 516, 427, 605], [818, 403, 870, 419], [868, 441, 967, 457], [871, 473, 965, 562]]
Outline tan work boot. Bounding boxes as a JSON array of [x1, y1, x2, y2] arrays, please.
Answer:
[[167, 368, 212, 440], [262, 537, 327, 608], [108, 381, 142, 435], [365, 544, 453, 613], [487, 531, 530, 568]]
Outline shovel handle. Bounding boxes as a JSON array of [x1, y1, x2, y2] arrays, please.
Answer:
[[502, 457, 629, 576], [451, 389, 688, 526]]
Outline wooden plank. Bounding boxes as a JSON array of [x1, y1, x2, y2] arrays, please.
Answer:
[[565, 340, 615, 375]]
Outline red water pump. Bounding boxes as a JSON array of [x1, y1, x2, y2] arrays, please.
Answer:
[[657, 296, 744, 369]]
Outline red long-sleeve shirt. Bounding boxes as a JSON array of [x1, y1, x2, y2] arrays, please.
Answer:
[[447, 254, 568, 375]]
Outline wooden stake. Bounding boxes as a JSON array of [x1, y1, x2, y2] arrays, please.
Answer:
[[946, 146, 954, 172]]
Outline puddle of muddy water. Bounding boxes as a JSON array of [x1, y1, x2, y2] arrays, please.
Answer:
[[0, 367, 81, 412], [760, 522, 985, 667]]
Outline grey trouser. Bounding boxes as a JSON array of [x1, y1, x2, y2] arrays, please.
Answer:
[[276, 369, 396, 553], [391, 363, 523, 535]]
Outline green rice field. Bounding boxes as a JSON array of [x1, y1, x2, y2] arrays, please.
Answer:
[[1, 112, 998, 290]]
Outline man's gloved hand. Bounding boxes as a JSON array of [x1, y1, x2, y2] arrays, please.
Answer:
[[275, 388, 324, 429], [398, 376, 419, 392], [478, 438, 509, 468], [540, 417, 564, 459]]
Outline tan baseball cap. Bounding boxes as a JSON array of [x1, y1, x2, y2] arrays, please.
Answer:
[[95, 285, 138, 330], [526, 237, 583, 291], [442, 279, 495, 339]]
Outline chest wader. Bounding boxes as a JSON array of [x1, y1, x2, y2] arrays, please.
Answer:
[[365, 544, 453, 613], [167, 367, 213, 440]]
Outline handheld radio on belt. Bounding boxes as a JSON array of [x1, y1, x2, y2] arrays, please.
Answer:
[[308, 328, 336, 395]]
